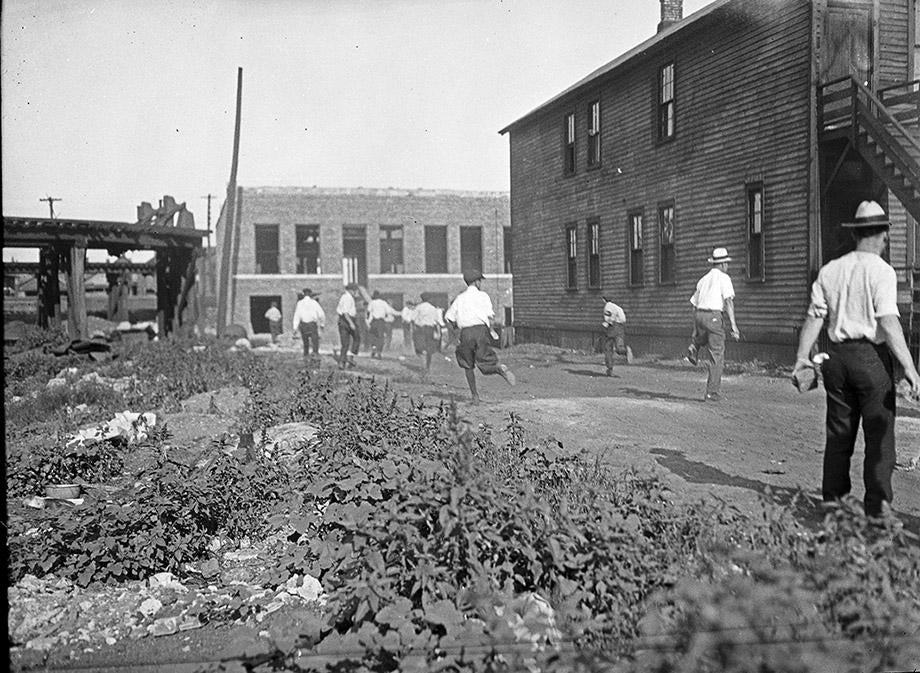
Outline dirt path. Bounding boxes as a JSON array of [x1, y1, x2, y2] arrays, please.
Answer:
[[351, 343, 920, 532]]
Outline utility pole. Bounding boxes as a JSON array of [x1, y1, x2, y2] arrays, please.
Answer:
[[201, 193, 214, 247], [40, 196, 62, 219]]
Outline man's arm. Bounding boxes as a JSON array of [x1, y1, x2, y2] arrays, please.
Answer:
[[723, 297, 740, 340], [793, 314, 825, 377], [878, 315, 920, 393]]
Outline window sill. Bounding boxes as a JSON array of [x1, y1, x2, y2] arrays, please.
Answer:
[[655, 135, 675, 147]]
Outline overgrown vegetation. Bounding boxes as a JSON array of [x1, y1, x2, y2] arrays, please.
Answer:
[[5, 329, 920, 671]]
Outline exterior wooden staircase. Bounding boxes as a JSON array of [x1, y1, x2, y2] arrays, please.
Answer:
[[819, 77, 919, 221]]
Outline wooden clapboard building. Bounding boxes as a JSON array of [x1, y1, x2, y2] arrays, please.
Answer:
[[500, 0, 919, 360]]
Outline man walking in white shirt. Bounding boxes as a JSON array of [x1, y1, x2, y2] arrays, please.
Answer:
[[686, 247, 741, 401], [444, 270, 516, 403], [412, 291, 445, 374], [367, 291, 396, 359], [292, 289, 325, 363], [336, 283, 361, 369]]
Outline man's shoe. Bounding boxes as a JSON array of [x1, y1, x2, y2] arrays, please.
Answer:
[[685, 345, 698, 366], [605, 367, 613, 377], [626, 346, 634, 365], [704, 392, 722, 402], [498, 364, 517, 386]]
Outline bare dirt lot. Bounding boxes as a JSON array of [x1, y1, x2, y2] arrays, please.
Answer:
[[362, 342, 920, 534]]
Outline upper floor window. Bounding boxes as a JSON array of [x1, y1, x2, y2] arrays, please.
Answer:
[[747, 184, 765, 281], [658, 204, 676, 284], [379, 226, 404, 273], [295, 225, 320, 274], [564, 112, 576, 175], [587, 101, 601, 168], [254, 224, 279, 274], [460, 226, 483, 273], [565, 223, 578, 289], [425, 226, 448, 273], [587, 218, 601, 288], [628, 211, 644, 286], [658, 63, 675, 141]]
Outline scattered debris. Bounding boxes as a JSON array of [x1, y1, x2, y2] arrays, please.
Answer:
[[66, 411, 157, 448]]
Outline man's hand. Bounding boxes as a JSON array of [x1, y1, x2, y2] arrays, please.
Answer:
[[905, 368, 920, 396]]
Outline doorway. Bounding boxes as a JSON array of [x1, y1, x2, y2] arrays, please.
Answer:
[[822, 2, 874, 86], [250, 295, 281, 334]]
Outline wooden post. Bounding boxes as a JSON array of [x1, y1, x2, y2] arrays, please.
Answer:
[[37, 246, 61, 328], [67, 244, 88, 340], [156, 251, 170, 338]]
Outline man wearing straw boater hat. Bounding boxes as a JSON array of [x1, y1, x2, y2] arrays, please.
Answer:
[[685, 246, 741, 401], [793, 200, 920, 519]]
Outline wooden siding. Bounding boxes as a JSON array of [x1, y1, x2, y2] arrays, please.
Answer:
[[509, 0, 814, 346], [880, 0, 913, 84]]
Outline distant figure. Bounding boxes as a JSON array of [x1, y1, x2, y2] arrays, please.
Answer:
[[292, 289, 325, 362], [793, 200, 920, 519], [686, 247, 741, 402], [336, 283, 361, 369], [444, 270, 516, 404], [601, 297, 633, 376], [400, 300, 417, 353], [367, 291, 396, 359], [264, 302, 282, 344], [383, 306, 396, 351], [412, 292, 445, 374]]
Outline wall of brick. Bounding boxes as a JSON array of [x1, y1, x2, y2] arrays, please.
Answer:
[[224, 187, 512, 339]]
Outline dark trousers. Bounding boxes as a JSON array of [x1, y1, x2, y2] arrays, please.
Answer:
[[604, 323, 627, 370], [455, 325, 501, 374], [268, 320, 282, 344], [338, 316, 359, 363], [821, 340, 896, 517], [369, 318, 386, 354], [298, 322, 319, 358], [692, 310, 726, 396]]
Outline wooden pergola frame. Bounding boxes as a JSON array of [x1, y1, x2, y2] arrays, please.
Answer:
[[3, 216, 207, 339]]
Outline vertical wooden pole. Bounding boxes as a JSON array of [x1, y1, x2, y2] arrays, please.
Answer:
[[67, 244, 87, 340], [156, 251, 169, 338], [217, 67, 243, 336]]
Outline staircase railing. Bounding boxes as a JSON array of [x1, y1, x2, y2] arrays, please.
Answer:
[[878, 79, 920, 127], [818, 76, 920, 154]]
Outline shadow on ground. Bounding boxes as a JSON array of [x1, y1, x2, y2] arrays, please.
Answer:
[[620, 387, 703, 403], [651, 447, 920, 537]]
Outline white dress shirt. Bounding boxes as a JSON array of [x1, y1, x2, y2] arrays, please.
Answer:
[[445, 286, 494, 328], [807, 251, 899, 344], [690, 268, 735, 311], [292, 296, 326, 330], [413, 301, 445, 327], [602, 301, 626, 325], [336, 291, 357, 318], [367, 298, 394, 320]]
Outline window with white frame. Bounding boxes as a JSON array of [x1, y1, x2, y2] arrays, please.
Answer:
[[658, 63, 675, 141], [747, 184, 765, 280], [565, 223, 578, 289], [628, 211, 644, 286], [658, 204, 675, 284], [587, 218, 600, 288], [564, 112, 576, 175], [588, 101, 601, 168]]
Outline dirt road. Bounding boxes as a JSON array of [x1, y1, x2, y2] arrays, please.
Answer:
[[354, 343, 920, 533]]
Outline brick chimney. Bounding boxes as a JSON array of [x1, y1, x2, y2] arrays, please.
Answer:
[[657, 0, 683, 33]]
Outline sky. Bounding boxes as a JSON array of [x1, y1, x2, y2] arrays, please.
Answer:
[[2, 0, 710, 261]]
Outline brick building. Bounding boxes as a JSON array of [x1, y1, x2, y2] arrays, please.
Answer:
[[216, 186, 512, 340], [500, 0, 919, 360]]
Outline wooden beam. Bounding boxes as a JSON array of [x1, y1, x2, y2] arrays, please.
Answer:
[[67, 245, 88, 340]]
